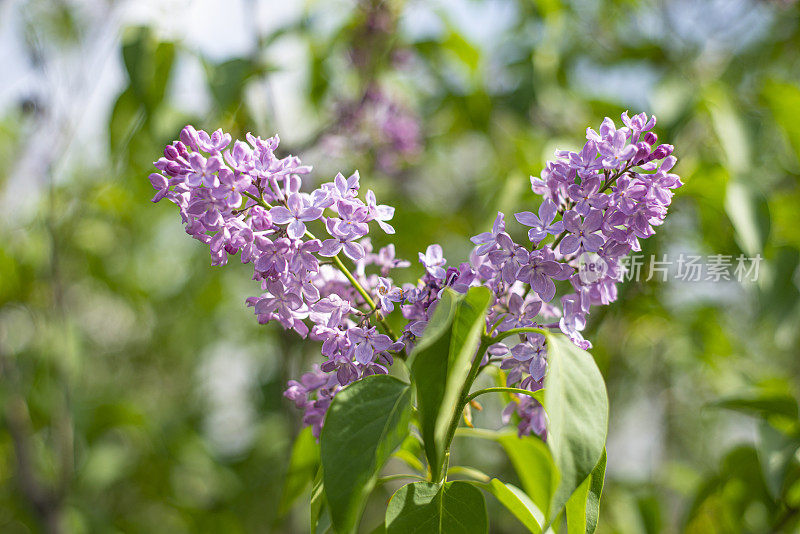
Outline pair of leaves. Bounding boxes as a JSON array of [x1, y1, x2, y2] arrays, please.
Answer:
[[319, 375, 412, 534], [409, 287, 493, 480], [385, 481, 488, 534]]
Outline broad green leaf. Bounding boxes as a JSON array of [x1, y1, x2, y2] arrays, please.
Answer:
[[565, 449, 606, 534], [470, 478, 543, 533], [385, 481, 488, 534], [543, 332, 609, 520], [320, 375, 412, 534], [498, 433, 558, 519], [410, 287, 492, 480], [278, 426, 320, 516]]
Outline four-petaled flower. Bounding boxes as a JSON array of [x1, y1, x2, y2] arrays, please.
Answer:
[[559, 209, 604, 255], [514, 199, 564, 243], [270, 193, 324, 239], [376, 277, 404, 313]]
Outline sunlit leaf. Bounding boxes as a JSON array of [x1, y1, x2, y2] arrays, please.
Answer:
[[410, 287, 492, 480], [543, 332, 609, 520]]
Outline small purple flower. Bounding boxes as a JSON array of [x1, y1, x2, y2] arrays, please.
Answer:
[[254, 280, 303, 324], [374, 244, 411, 276], [186, 153, 223, 188], [376, 277, 404, 313], [514, 199, 564, 243], [471, 212, 506, 255], [598, 129, 637, 169], [149, 173, 170, 202], [517, 250, 572, 302], [197, 128, 232, 152], [559, 209, 604, 255], [557, 140, 601, 178], [326, 171, 361, 201], [270, 193, 323, 239], [320, 219, 366, 261], [419, 244, 446, 279], [365, 190, 395, 234], [212, 168, 251, 208], [347, 327, 393, 365]]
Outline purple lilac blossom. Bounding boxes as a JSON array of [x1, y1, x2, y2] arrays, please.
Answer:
[[148, 111, 682, 441]]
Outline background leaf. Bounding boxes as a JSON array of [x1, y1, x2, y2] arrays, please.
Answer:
[[278, 426, 320, 516]]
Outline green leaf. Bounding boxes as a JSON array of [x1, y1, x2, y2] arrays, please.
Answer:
[[320, 375, 412, 534], [565, 449, 606, 534], [713, 393, 799, 421], [470, 478, 543, 533], [205, 58, 267, 112], [566, 476, 590, 534], [497, 433, 558, 519], [763, 79, 800, 164], [109, 88, 146, 159], [543, 332, 609, 520], [310, 468, 326, 533], [757, 420, 800, 498], [410, 287, 492, 479], [724, 181, 770, 257], [585, 449, 607, 534], [121, 26, 175, 112], [278, 426, 320, 516], [468, 386, 545, 404], [385, 481, 488, 534]]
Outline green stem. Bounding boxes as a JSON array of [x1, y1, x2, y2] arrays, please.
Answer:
[[465, 387, 545, 404]]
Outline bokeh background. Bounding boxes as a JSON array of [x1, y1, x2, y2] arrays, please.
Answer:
[[1, 0, 800, 532]]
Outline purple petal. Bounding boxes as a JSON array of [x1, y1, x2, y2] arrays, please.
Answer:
[[270, 206, 293, 224], [514, 211, 541, 227], [583, 233, 605, 252], [538, 199, 558, 225], [562, 210, 581, 233], [343, 241, 365, 261], [287, 219, 306, 239], [319, 239, 343, 257], [559, 235, 580, 255]]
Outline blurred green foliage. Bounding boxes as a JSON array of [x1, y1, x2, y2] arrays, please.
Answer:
[[1, 0, 799, 532]]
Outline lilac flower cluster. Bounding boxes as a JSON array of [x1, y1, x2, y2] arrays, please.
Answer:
[[149, 126, 409, 435], [148, 111, 681, 440]]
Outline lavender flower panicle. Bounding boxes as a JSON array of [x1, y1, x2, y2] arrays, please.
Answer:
[[149, 111, 681, 440]]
